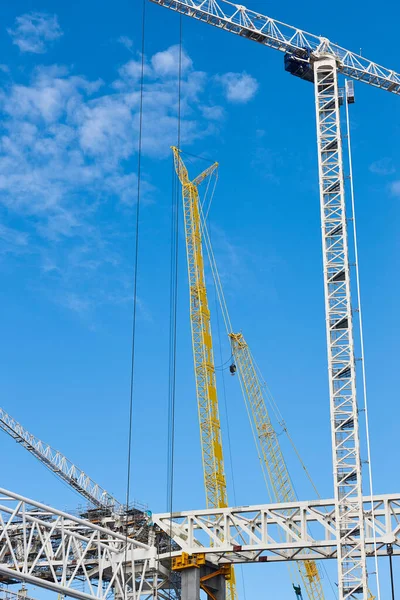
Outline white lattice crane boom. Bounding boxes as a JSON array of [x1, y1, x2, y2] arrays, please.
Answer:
[[0, 406, 121, 510], [150, 0, 400, 94], [150, 1, 400, 599]]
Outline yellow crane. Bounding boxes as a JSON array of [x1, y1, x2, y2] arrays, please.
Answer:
[[189, 175, 326, 599], [229, 332, 324, 600], [197, 187, 375, 600], [172, 147, 236, 600], [172, 146, 377, 600]]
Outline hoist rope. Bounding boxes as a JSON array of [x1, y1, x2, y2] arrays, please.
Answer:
[[213, 261, 237, 504], [124, 0, 146, 597], [203, 173, 218, 223], [344, 79, 381, 600], [166, 13, 183, 599]]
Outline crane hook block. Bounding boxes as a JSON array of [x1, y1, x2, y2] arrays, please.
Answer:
[[229, 363, 237, 376], [292, 584, 304, 599]]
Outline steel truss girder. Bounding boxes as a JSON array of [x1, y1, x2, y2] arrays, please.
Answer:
[[314, 58, 366, 600], [149, 0, 400, 94], [154, 495, 400, 563], [0, 488, 163, 600], [0, 408, 120, 510]]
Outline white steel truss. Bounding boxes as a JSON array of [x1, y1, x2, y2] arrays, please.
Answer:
[[0, 488, 166, 600], [0, 408, 121, 510], [314, 58, 366, 600], [149, 1, 400, 597], [1, 487, 400, 600], [149, 0, 400, 94], [154, 495, 400, 563]]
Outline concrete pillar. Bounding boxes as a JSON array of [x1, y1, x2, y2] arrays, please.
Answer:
[[204, 572, 226, 600], [200, 566, 226, 600], [179, 565, 227, 600], [181, 567, 200, 600]]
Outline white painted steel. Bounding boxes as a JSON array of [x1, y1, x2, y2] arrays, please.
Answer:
[[0, 488, 162, 600], [154, 495, 400, 563], [313, 58, 367, 600], [0, 408, 121, 510], [1, 487, 399, 600], [149, 0, 400, 94]]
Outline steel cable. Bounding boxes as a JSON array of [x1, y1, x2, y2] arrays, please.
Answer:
[[124, 0, 146, 597], [166, 13, 183, 600]]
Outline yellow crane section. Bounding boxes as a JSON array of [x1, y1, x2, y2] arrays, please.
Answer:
[[229, 332, 324, 600], [172, 147, 236, 600]]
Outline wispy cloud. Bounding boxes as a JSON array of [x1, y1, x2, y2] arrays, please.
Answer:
[[369, 157, 395, 176], [390, 181, 400, 196], [8, 12, 63, 54], [0, 47, 218, 239], [0, 44, 229, 317], [201, 105, 225, 121], [216, 72, 258, 103], [118, 36, 134, 53]]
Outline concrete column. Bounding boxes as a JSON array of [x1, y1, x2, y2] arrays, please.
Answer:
[[205, 573, 226, 600], [181, 567, 200, 600], [200, 566, 226, 600]]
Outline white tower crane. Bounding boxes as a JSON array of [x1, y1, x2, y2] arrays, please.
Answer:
[[148, 1, 400, 598]]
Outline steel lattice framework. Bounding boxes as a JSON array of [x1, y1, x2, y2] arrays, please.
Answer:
[[149, 0, 400, 94], [229, 333, 324, 600], [0, 489, 166, 600], [155, 495, 400, 563], [171, 148, 226, 510], [0, 408, 120, 510], [172, 148, 236, 600], [151, 1, 400, 598], [1, 487, 400, 600], [314, 59, 366, 599]]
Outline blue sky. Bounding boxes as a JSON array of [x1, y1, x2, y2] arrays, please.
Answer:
[[0, 0, 399, 599]]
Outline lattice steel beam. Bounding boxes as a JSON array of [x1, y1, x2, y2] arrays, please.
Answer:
[[0, 488, 161, 600], [149, 0, 400, 94], [154, 495, 400, 563]]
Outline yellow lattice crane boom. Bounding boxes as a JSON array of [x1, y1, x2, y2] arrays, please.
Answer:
[[172, 147, 236, 600], [229, 332, 324, 600]]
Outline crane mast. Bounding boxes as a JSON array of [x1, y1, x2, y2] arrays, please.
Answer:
[[314, 59, 366, 599], [172, 147, 236, 600], [151, 2, 400, 599]]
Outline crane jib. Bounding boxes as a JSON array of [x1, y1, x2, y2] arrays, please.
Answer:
[[150, 0, 400, 95]]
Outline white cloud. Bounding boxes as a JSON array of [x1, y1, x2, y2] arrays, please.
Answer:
[[216, 72, 258, 103], [0, 44, 226, 317], [118, 36, 134, 52], [151, 45, 193, 78], [201, 105, 225, 121], [8, 12, 63, 54], [0, 224, 29, 248], [390, 181, 400, 196], [0, 46, 215, 235], [369, 157, 395, 176], [63, 292, 90, 314]]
